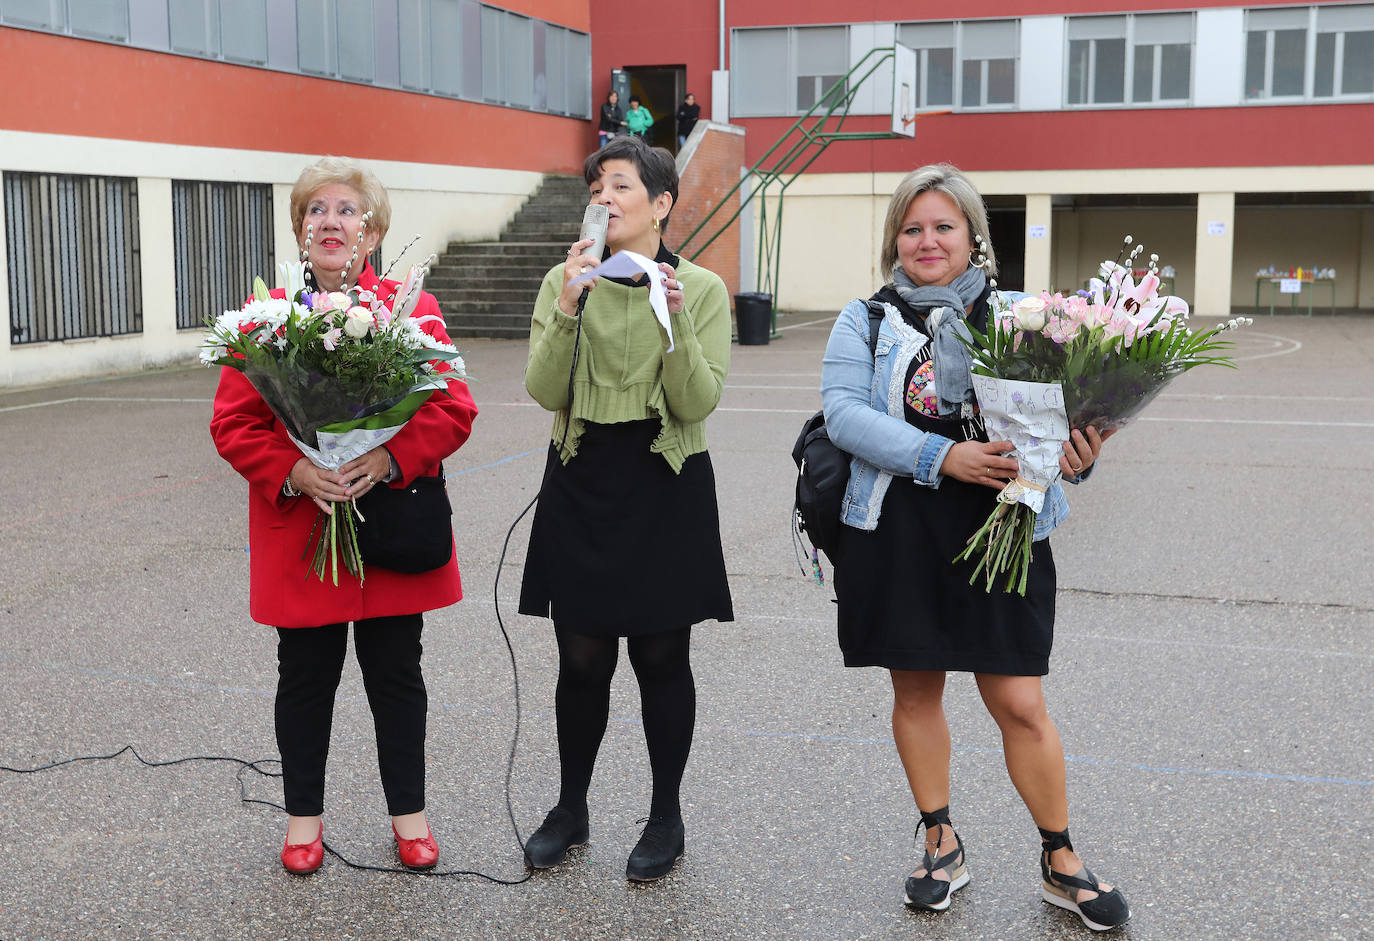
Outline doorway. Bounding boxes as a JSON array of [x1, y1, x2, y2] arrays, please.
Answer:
[[986, 200, 1026, 292], [620, 65, 685, 152]]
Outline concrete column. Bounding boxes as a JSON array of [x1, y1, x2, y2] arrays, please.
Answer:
[[274, 183, 297, 277], [1194, 192, 1235, 316], [1024, 193, 1052, 294], [137, 177, 177, 345], [0, 182, 11, 383], [1358, 208, 1374, 311]]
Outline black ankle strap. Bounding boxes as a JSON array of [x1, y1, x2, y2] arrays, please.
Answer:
[[919, 806, 952, 830], [1038, 826, 1073, 853]]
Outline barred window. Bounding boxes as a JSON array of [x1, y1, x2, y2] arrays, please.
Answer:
[[4, 172, 142, 344], [172, 181, 274, 330]]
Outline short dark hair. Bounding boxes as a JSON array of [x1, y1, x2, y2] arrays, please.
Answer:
[[583, 136, 680, 233], [629, 95, 641, 105]]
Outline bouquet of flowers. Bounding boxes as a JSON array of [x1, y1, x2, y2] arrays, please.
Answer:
[[201, 260, 466, 585], [954, 237, 1251, 594]]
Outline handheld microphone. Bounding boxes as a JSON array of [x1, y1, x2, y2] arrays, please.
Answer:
[[576, 205, 608, 315], [578, 205, 609, 265]]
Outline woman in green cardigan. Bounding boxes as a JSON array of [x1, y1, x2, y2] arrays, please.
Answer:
[[519, 135, 733, 882]]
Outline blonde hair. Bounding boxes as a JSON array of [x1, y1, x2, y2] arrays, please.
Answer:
[[289, 156, 392, 242], [880, 163, 997, 280]]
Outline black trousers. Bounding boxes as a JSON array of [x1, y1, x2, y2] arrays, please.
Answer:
[[274, 614, 426, 817]]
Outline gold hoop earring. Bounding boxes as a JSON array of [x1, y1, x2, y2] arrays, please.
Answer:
[[652, 216, 660, 232]]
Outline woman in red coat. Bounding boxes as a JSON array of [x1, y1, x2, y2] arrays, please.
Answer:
[[210, 157, 478, 875]]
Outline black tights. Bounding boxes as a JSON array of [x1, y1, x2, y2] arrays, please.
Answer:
[[554, 626, 694, 820]]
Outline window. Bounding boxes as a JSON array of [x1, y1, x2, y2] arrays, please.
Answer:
[[1067, 16, 1126, 104], [502, 12, 533, 108], [1245, 7, 1309, 99], [0, 0, 65, 30], [795, 26, 848, 111], [732, 28, 790, 116], [1067, 13, 1192, 106], [731, 25, 850, 116], [4, 172, 142, 344], [171, 181, 274, 331], [170, 0, 267, 64], [897, 22, 955, 108], [1315, 4, 1374, 97], [959, 19, 1017, 108], [1, 0, 128, 38]]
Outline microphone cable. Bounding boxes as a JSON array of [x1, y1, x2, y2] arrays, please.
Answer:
[[0, 291, 592, 884]]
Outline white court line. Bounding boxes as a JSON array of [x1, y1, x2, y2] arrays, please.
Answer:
[[0, 396, 212, 414], [472, 401, 1373, 426]]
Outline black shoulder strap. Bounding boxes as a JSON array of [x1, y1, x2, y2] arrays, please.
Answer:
[[862, 299, 885, 354]]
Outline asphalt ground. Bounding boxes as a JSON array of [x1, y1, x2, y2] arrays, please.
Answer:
[[0, 312, 1370, 941]]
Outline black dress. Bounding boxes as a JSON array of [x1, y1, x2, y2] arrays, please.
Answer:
[[834, 287, 1056, 676], [517, 249, 734, 637]]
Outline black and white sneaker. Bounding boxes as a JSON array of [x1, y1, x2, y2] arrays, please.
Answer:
[[1038, 826, 1130, 932], [903, 807, 969, 912]]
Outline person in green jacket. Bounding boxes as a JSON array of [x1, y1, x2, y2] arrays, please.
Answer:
[[519, 135, 733, 883], [625, 95, 654, 140]]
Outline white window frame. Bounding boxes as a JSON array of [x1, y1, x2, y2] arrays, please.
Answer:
[[1313, 4, 1374, 100], [1065, 12, 1194, 108], [955, 19, 1018, 111], [896, 22, 956, 109], [731, 24, 852, 116], [1239, 5, 1374, 104]]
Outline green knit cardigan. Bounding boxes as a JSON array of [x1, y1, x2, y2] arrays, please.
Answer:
[[525, 255, 732, 472]]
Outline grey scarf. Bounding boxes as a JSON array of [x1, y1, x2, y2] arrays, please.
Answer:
[[891, 265, 988, 417]]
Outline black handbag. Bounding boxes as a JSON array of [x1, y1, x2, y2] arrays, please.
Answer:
[[791, 301, 885, 563], [354, 464, 454, 574]]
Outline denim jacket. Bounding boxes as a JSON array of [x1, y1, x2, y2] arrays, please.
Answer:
[[819, 294, 1072, 541]]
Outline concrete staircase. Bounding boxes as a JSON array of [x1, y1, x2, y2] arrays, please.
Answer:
[[430, 175, 588, 339]]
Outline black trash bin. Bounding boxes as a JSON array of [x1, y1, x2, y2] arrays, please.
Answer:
[[734, 292, 772, 345]]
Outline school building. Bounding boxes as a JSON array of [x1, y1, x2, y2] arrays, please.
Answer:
[[1, 0, 1371, 386]]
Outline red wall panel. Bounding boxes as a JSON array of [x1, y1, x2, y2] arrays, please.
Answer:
[[0, 27, 588, 174], [734, 105, 1374, 173]]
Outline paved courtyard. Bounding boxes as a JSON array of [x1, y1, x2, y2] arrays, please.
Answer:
[[0, 312, 1370, 940]]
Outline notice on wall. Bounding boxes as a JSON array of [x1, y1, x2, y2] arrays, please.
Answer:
[[1279, 278, 1302, 294], [1027, 224, 1047, 239], [1207, 220, 1227, 236]]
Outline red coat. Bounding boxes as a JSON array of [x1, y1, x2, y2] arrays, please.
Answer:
[[210, 263, 479, 628]]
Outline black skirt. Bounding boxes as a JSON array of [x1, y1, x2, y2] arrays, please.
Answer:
[[833, 457, 1056, 677], [518, 419, 734, 636]]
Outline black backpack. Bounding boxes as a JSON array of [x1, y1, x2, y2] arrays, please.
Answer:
[[792, 300, 885, 563]]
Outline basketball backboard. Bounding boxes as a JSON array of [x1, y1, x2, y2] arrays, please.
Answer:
[[892, 42, 917, 138]]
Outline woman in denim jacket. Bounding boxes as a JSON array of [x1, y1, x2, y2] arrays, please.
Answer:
[[819, 163, 1128, 932]]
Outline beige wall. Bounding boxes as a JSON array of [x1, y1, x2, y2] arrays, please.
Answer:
[[1234, 206, 1369, 311], [1052, 208, 1197, 300], [756, 166, 1372, 314], [0, 129, 541, 387]]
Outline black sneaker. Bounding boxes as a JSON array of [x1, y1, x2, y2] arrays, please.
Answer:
[[524, 806, 589, 869], [625, 815, 685, 882], [1038, 826, 1131, 932], [903, 807, 969, 912]]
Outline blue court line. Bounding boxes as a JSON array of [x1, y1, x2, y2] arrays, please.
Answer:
[[445, 448, 544, 478]]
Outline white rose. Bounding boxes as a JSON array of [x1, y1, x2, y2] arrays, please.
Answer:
[[1011, 296, 1048, 332], [342, 306, 375, 338]]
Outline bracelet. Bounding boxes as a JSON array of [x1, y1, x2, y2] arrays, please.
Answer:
[[281, 476, 302, 498]]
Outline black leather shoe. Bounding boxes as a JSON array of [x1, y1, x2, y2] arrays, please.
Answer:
[[626, 815, 685, 882], [524, 806, 589, 869]]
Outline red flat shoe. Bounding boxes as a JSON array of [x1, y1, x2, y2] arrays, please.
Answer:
[[281, 823, 324, 875], [393, 824, 439, 870]]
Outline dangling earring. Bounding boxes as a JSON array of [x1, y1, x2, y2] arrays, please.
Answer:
[[969, 234, 988, 270], [300, 224, 313, 263], [652, 216, 660, 232]]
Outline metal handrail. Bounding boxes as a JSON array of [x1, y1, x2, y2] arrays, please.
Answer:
[[677, 45, 940, 325]]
